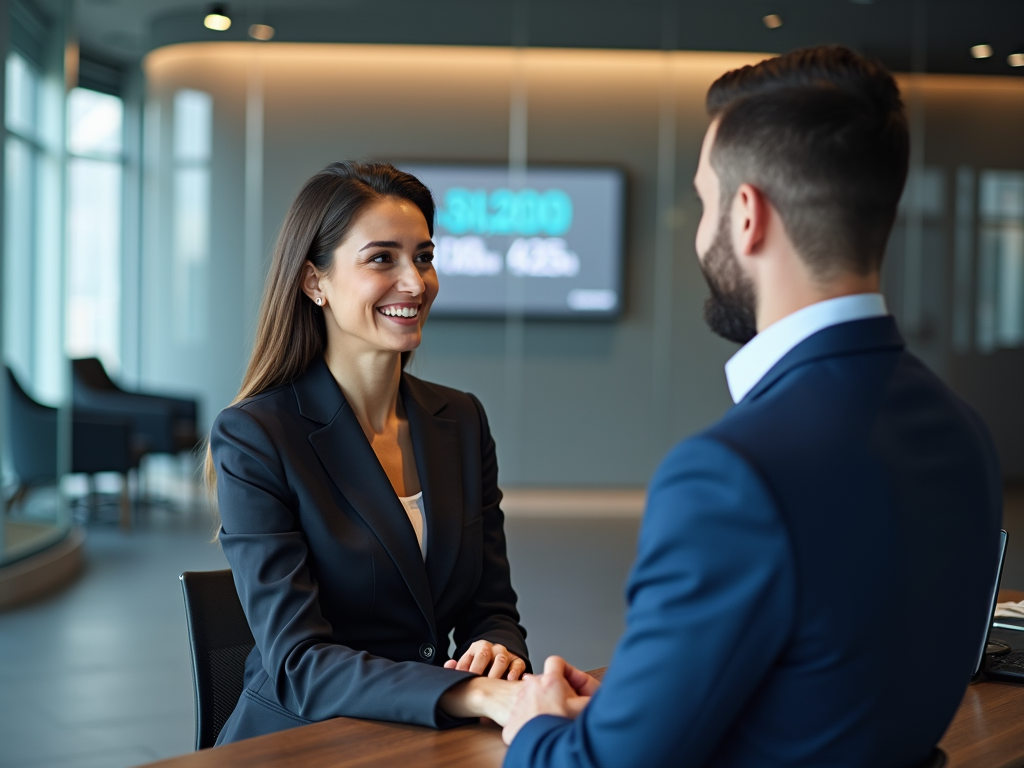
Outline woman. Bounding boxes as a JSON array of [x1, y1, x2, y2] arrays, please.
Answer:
[[208, 162, 528, 744]]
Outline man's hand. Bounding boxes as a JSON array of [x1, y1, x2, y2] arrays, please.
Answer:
[[559, 658, 601, 697], [501, 656, 597, 745], [444, 640, 528, 680]]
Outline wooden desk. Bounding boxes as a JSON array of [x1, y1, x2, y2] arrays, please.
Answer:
[[143, 592, 1024, 768]]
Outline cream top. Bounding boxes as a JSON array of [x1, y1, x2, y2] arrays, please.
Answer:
[[398, 491, 427, 560]]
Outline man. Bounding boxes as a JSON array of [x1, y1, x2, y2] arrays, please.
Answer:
[[499, 46, 1003, 767]]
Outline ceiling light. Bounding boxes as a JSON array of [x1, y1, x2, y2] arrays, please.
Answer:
[[204, 5, 232, 32], [971, 44, 994, 59], [762, 14, 783, 29], [1009, 52, 1024, 67], [249, 24, 275, 41]]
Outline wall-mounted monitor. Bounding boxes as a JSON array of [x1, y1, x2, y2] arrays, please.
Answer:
[[400, 164, 625, 318]]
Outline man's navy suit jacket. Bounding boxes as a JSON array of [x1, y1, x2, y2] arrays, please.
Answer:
[[210, 358, 528, 745], [506, 316, 1002, 768]]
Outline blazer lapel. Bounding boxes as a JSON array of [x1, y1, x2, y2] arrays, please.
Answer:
[[744, 315, 905, 403], [295, 359, 436, 632], [402, 375, 464, 603]]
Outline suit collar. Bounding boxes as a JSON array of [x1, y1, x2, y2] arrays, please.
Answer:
[[292, 356, 345, 425], [294, 357, 462, 630], [743, 315, 905, 403], [726, 293, 888, 403]]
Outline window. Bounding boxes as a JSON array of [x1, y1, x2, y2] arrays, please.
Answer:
[[172, 89, 212, 345], [65, 87, 124, 370], [976, 171, 1024, 352], [4, 51, 43, 390]]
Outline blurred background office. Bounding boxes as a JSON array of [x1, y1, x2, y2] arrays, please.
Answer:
[[0, 1, 1022, 766]]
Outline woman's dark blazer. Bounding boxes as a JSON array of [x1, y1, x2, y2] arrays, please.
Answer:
[[209, 357, 529, 745]]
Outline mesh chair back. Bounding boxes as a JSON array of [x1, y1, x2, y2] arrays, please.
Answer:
[[180, 569, 255, 750]]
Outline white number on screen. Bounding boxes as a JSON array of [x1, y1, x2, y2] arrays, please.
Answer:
[[434, 236, 503, 276], [506, 238, 581, 278]]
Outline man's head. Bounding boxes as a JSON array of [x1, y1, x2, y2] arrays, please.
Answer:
[[694, 46, 909, 343]]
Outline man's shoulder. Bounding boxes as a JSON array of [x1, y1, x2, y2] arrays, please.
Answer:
[[711, 344, 941, 444], [648, 435, 775, 521]]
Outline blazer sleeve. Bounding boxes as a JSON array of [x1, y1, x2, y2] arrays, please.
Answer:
[[504, 437, 796, 768], [451, 394, 530, 668], [211, 404, 475, 729]]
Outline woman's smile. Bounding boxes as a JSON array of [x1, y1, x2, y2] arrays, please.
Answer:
[[377, 302, 421, 325]]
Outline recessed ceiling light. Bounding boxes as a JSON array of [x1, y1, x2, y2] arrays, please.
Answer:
[[1009, 52, 1024, 67], [763, 14, 783, 29], [204, 5, 231, 32], [971, 44, 994, 59], [249, 24, 275, 41]]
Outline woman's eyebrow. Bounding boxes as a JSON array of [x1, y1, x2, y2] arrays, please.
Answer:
[[359, 240, 401, 251], [358, 239, 435, 251]]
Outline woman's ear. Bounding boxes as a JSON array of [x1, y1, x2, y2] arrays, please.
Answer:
[[300, 261, 324, 305]]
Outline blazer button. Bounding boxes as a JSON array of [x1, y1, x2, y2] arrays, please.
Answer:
[[419, 643, 436, 660]]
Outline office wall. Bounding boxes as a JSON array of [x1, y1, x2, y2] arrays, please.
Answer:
[[141, 44, 761, 487], [883, 76, 1024, 479], [141, 44, 1024, 485]]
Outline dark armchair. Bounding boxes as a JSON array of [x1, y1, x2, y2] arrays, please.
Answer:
[[71, 357, 200, 457], [7, 367, 140, 528]]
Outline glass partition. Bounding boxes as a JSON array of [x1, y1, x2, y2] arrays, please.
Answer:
[[2, 7, 73, 565]]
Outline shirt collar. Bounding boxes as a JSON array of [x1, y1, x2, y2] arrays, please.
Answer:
[[724, 293, 889, 404]]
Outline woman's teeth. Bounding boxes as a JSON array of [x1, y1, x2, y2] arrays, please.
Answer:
[[380, 306, 418, 318]]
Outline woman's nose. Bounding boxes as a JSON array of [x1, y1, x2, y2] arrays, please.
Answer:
[[397, 260, 425, 295]]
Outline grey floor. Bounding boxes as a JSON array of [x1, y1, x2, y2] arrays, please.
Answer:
[[0, 503, 640, 768]]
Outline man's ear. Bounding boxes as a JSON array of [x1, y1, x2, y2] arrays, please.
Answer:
[[299, 261, 322, 304], [731, 183, 769, 257]]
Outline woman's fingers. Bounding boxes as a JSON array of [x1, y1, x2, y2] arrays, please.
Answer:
[[506, 657, 528, 681], [451, 641, 526, 680], [487, 645, 511, 678], [469, 644, 495, 675]]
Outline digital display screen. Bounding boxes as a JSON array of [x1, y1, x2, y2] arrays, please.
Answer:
[[399, 164, 625, 318]]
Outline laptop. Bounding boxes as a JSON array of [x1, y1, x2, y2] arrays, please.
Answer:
[[973, 529, 1024, 682]]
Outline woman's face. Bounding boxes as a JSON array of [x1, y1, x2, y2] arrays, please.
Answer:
[[308, 197, 438, 356]]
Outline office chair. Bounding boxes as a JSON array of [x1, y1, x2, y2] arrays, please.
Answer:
[[179, 569, 255, 750], [918, 747, 947, 768], [7, 366, 139, 528], [72, 357, 200, 456]]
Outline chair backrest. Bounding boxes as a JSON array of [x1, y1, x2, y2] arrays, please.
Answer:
[[72, 357, 120, 393], [915, 748, 947, 768], [179, 569, 255, 750], [6, 367, 57, 484]]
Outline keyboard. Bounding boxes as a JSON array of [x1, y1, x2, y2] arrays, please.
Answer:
[[990, 650, 1024, 676]]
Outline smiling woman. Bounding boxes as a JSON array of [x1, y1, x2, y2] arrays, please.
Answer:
[[204, 161, 530, 745]]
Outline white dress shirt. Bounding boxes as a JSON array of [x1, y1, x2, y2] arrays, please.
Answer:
[[724, 293, 889, 404]]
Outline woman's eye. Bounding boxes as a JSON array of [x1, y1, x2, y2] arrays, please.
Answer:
[[370, 253, 392, 264], [416, 252, 434, 264]]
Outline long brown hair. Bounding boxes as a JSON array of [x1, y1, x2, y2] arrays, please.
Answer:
[[204, 161, 435, 503]]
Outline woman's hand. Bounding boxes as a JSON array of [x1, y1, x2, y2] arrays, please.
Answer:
[[439, 676, 520, 723], [443, 640, 528, 680]]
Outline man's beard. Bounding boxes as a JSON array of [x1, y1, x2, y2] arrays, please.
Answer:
[[699, 215, 758, 345]]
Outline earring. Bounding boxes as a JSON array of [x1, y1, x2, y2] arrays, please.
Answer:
[[315, 297, 323, 306]]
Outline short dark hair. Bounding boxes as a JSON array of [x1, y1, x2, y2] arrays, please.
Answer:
[[706, 46, 909, 277]]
